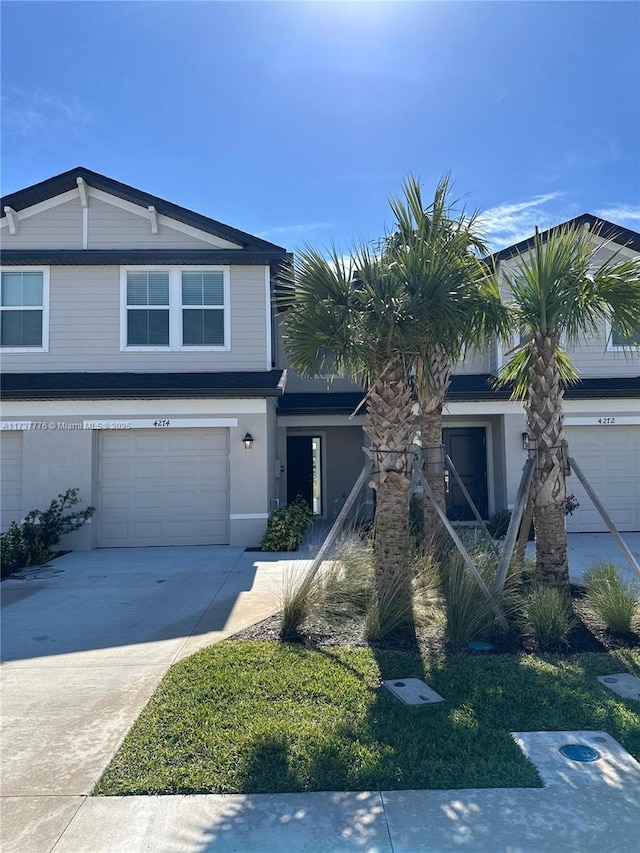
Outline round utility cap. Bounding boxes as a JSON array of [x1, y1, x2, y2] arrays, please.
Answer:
[[559, 744, 600, 762]]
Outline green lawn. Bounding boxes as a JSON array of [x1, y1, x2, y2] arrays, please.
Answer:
[[94, 642, 640, 795]]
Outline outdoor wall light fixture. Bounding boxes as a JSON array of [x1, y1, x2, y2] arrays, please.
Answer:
[[243, 432, 254, 450], [522, 432, 530, 451]]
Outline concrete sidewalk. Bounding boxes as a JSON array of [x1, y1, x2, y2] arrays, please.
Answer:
[[5, 730, 640, 852]]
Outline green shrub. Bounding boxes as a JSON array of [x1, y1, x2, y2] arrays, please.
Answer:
[[0, 488, 95, 577], [485, 509, 512, 540], [583, 563, 639, 636], [519, 585, 575, 651], [564, 493, 580, 516], [486, 508, 534, 541], [409, 493, 424, 544], [261, 497, 314, 552]]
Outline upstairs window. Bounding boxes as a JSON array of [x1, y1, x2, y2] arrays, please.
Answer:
[[0, 269, 49, 350], [126, 271, 170, 346], [610, 325, 640, 348], [181, 270, 225, 346], [121, 266, 229, 351]]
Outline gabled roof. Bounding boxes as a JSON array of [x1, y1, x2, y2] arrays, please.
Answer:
[[490, 213, 640, 262], [1, 166, 287, 254]]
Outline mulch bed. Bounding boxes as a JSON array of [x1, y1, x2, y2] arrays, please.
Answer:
[[235, 584, 640, 657]]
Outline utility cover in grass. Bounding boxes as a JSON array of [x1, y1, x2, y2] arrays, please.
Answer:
[[383, 678, 444, 705], [597, 673, 640, 701]]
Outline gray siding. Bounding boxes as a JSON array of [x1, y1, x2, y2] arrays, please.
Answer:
[[276, 315, 364, 393], [87, 197, 233, 249], [1, 193, 240, 250], [2, 196, 83, 249], [1, 264, 268, 372], [452, 346, 490, 375], [498, 240, 640, 379]]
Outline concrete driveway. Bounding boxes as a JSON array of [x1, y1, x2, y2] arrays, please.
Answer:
[[0, 546, 308, 852]]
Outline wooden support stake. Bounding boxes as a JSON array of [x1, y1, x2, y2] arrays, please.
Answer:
[[407, 457, 424, 503], [303, 460, 373, 584], [415, 467, 509, 630], [493, 458, 535, 595], [568, 456, 640, 582], [515, 492, 534, 563], [445, 453, 499, 556]]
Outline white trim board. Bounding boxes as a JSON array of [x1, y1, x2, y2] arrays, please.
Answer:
[[265, 266, 272, 370], [0, 189, 79, 227], [230, 513, 269, 520], [0, 398, 268, 417], [88, 187, 242, 249], [565, 416, 640, 426], [83, 418, 238, 430]]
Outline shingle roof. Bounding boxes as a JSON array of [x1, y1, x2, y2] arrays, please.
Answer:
[[1, 167, 287, 255], [1, 371, 286, 400], [490, 213, 640, 262], [277, 375, 640, 414]]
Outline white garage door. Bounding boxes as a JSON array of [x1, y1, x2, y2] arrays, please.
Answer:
[[97, 428, 229, 547], [565, 425, 640, 533], [0, 431, 23, 530]]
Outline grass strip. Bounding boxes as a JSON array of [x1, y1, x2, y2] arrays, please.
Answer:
[[94, 642, 640, 795]]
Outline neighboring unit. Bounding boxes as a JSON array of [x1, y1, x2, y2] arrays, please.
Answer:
[[276, 215, 640, 535], [1, 170, 638, 551]]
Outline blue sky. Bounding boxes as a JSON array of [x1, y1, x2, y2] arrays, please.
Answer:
[[2, 1, 639, 251]]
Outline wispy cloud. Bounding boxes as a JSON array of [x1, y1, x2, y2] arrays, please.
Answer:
[[258, 221, 334, 242], [594, 205, 640, 228], [2, 86, 97, 146], [478, 193, 565, 249]]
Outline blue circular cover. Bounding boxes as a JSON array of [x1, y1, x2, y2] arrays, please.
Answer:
[[559, 744, 600, 762]]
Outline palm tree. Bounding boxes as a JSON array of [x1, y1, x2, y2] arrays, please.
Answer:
[[384, 175, 508, 536], [280, 243, 421, 625], [496, 222, 640, 591]]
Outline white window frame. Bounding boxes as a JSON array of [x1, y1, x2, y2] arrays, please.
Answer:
[[120, 265, 231, 352], [605, 319, 640, 353], [0, 266, 50, 352]]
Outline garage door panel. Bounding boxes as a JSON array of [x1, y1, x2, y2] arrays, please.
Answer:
[[97, 428, 229, 547], [566, 425, 639, 533]]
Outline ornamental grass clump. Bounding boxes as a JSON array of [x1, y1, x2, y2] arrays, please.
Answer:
[[279, 569, 318, 640], [520, 585, 575, 651], [315, 540, 374, 625], [583, 563, 640, 637], [440, 550, 498, 649]]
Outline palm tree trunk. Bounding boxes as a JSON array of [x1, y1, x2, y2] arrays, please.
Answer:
[[418, 352, 451, 540], [363, 358, 417, 625], [527, 333, 569, 592]]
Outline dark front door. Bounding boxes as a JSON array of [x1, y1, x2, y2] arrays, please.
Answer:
[[287, 435, 315, 510], [443, 427, 488, 520]]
